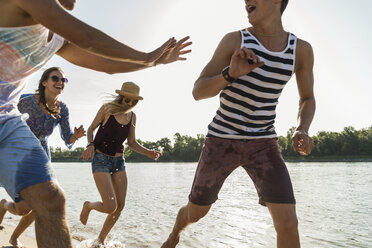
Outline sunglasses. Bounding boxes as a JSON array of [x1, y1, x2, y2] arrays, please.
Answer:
[[49, 75, 68, 83]]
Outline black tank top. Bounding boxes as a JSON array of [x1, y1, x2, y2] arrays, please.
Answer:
[[93, 113, 132, 156]]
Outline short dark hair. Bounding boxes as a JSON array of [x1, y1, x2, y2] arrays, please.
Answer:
[[280, 0, 289, 14]]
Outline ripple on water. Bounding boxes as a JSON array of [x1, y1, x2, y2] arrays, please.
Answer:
[[1, 162, 371, 248], [76, 239, 125, 248]]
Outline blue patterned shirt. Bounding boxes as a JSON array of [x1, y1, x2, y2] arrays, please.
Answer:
[[17, 94, 74, 158]]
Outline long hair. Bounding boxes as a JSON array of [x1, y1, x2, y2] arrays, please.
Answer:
[[103, 94, 138, 116], [36, 67, 63, 116]]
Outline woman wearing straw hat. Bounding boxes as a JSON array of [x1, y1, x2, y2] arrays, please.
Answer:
[[80, 81, 161, 246]]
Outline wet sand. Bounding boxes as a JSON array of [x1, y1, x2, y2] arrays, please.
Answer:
[[0, 224, 36, 248]]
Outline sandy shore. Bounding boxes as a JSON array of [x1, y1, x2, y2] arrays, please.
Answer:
[[0, 224, 36, 248]]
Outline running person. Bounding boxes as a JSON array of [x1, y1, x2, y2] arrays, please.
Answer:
[[80, 82, 161, 246], [0, 67, 85, 248], [162, 0, 315, 247]]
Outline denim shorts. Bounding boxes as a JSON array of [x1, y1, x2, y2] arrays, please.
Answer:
[[0, 117, 54, 202], [91, 152, 125, 174]]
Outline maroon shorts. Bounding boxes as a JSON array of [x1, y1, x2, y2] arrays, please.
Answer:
[[189, 136, 295, 206]]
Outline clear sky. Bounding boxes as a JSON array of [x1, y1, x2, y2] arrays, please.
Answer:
[[23, 0, 372, 149]]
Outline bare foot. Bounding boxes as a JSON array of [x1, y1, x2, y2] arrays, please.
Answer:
[[91, 239, 104, 248], [9, 237, 26, 248], [161, 234, 180, 248], [80, 201, 91, 225], [0, 199, 7, 224]]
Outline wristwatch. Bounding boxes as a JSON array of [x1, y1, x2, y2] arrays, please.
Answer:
[[221, 66, 237, 83], [86, 142, 94, 148]]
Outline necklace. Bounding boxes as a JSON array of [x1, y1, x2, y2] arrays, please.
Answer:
[[37, 98, 61, 119], [251, 27, 286, 37]]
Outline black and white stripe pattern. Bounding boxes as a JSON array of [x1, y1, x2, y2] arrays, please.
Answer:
[[207, 29, 297, 139]]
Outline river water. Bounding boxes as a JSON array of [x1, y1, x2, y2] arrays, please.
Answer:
[[1, 162, 371, 247]]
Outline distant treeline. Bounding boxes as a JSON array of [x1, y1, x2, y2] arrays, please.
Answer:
[[51, 126, 372, 162]]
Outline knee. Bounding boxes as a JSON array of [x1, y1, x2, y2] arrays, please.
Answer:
[[110, 202, 125, 214], [188, 213, 203, 223], [30, 183, 66, 213], [103, 200, 117, 214], [274, 215, 298, 234], [15, 203, 32, 216], [110, 202, 125, 220], [187, 202, 211, 223], [116, 202, 125, 213]]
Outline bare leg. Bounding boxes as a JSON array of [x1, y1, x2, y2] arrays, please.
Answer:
[[10, 211, 35, 247], [9, 237, 26, 248], [20, 181, 72, 248], [97, 171, 127, 244], [0, 199, 7, 224], [0, 199, 31, 219], [161, 201, 212, 248], [266, 203, 300, 248], [80, 172, 117, 225]]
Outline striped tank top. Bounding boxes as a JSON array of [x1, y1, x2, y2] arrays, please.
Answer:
[[207, 29, 297, 140]]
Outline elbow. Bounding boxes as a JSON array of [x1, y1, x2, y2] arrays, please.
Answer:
[[192, 87, 203, 101], [299, 96, 315, 105], [192, 91, 200, 101], [127, 140, 135, 148]]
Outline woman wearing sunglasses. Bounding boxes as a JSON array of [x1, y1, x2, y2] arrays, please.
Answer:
[[79, 82, 161, 247], [0, 67, 85, 247]]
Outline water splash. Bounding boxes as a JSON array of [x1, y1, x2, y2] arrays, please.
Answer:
[[76, 239, 125, 248]]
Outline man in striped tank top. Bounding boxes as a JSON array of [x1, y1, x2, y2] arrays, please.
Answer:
[[162, 0, 314, 247]]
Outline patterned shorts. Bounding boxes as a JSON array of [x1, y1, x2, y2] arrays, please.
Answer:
[[189, 136, 295, 206]]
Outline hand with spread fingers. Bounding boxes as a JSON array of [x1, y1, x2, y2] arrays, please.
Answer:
[[73, 125, 86, 139], [147, 37, 177, 65], [155, 36, 192, 65], [229, 47, 264, 79], [292, 130, 314, 156]]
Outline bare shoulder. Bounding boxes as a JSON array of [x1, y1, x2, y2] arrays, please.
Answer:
[[97, 105, 108, 119], [98, 104, 107, 113], [296, 39, 313, 55], [130, 111, 136, 120], [295, 38, 314, 72], [129, 111, 136, 126], [218, 31, 241, 52], [205, 30, 241, 69]]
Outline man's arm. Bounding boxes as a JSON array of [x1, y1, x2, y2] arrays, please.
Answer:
[[292, 39, 316, 155], [12, 0, 174, 65], [56, 37, 192, 74], [193, 31, 263, 100], [192, 32, 239, 100]]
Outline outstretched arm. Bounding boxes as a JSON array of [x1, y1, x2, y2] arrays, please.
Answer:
[[193, 31, 263, 100], [13, 0, 175, 65], [292, 39, 316, 156], [126, 113, 161, 160], [56, 36, 192, 74]]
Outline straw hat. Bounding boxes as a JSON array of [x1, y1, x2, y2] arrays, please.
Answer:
[[115, 82, 143, 100]]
